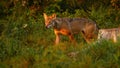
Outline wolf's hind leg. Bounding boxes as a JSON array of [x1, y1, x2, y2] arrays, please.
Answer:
[[68, 34, 76, 45], [81, 31, 92, 44]]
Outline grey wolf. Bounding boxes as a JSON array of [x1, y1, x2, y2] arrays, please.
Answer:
[[43, 13, 98, 45]]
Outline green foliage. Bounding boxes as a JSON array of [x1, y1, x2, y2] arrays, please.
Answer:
[[89, 6, 120, 28], [44, 2, 61, 14]]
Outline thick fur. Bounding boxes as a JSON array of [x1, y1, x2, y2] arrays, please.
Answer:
[[43, 13, 98, 45], [98, 28, 120, 43]]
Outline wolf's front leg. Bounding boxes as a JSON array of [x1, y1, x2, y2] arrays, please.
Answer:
[[54, 30, 60, 44], [55, 34, 60, 44]]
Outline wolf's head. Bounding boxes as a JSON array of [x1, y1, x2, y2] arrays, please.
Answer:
[[43, 13, 56, 28]]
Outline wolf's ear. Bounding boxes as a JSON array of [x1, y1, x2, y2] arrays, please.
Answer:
[[43, 13, 47, 19], [52, 13, 56, 18]]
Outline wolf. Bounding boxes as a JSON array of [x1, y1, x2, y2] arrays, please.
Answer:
[[43, 13, 98, 45], [98, 28, 120, 43]]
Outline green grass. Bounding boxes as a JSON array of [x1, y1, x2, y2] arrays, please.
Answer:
[[0, 38, 120, 68], [0, 5, 120, 68]]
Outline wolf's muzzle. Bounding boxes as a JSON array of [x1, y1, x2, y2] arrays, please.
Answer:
[[45, 21, 55, 29], [45, 25, 52, 29]]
